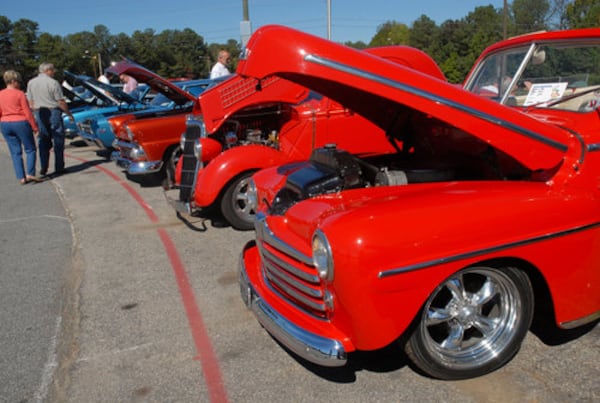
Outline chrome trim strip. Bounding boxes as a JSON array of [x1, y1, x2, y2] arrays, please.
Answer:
[[126, 160, 163, 175], [261, 246, 320, 283], [379, 221, 600, 278], [264, 270, 326, 311], [559, 310, 600, 330], [114, 156, 132, 169], [239, 251, 347, 367], [305, 54, 569, 153], [264, 260, 323, 298], [587, 143, 600, 152], [255, 213, 313, 266]]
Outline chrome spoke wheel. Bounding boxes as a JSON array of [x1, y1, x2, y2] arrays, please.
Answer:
[[232, 177, 255, 218], [221, 171, 257, 230], [406, 265, 533, 379]]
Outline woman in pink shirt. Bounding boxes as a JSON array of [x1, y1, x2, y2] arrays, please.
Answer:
[[0, 70, 40, 184]]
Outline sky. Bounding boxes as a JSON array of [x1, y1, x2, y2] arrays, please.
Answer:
[[4, 0, 506, 44]]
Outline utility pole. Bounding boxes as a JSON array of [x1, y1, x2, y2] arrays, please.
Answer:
[[503, 0, 508, 39], [240, 0, 252, 47], [327, 0, 331, 40]]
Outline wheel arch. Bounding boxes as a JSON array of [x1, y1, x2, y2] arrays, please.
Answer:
[[194, 145, 287, 207]]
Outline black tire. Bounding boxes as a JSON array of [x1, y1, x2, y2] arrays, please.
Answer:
[[163, 145, 181, 189], [220, 171, 257, 230], [405, 265, 534, 380]]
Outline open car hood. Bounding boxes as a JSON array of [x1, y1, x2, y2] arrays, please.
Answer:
[[63, 72, 122, 106], [107, 61, 196, 106], [199, 74, 309, 133], [237, 25, 573, 172], [64, 71, 140, 105]]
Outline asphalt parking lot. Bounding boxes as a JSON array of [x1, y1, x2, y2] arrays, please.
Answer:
[[1, 138, 598, 403]]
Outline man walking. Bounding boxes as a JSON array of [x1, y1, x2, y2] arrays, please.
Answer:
[[27, 62, 73, 176]]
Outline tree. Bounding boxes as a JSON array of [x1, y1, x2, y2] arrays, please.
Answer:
[[369, 21, 410, 47], [564, 0, 600, 28], [0, 16, 12, 74], [343, 40, 368, 49], [512, 0, 551, 34], [409, 15, 439, 55], [130, 29, 158, 69], [35, 33, 67, 80], [10, 18, 39, 78], [155, 29, 208, 78]]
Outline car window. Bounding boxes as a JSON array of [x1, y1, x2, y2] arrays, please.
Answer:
[[465, 40, 600, 111]]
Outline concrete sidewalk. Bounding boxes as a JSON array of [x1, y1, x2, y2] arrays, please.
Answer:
[[0, 140, 72, 402]]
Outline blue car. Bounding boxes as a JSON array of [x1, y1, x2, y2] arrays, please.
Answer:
[[63, 71, 151, 142], [62, 84, 122, 137], [79, 61, 216, 150]]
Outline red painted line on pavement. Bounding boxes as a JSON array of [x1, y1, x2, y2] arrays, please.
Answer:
[[67, 154, 229, 403]]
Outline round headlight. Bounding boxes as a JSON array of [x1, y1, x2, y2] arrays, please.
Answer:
[[312, 229, 334, 282]]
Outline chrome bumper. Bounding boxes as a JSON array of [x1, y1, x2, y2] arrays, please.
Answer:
[[239, 248, 347, 367], [114, 155, 163, 175], [163, 188, 193, 215]]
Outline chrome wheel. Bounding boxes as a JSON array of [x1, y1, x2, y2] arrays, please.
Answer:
[[221, 171, 256, 230], [406, 265, 533, 379]]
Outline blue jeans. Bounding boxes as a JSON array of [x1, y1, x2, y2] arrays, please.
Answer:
[[36, 107, 65, 173], [1, 120, 37, 180]]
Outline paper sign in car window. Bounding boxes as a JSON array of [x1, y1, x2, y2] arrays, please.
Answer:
[[524, 82, 568, 106]]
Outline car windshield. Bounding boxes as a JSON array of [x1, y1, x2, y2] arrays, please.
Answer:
[[465, 39, 600, 112]]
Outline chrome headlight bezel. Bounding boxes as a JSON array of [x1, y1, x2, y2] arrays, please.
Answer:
[[130, 145, 146, 161], [125, 124, 135, 141], [312, 229, 334, 282]]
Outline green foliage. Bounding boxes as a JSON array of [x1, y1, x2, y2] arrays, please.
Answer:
[[369, 21, 410, 46], [565, 0, 600, 28], [512, 0, 551, 34]]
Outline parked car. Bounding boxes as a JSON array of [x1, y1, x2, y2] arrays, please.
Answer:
[[63, 72, 150, 141], [165, 46, 446, 230], [81, 63, 214, 152], [238, 25, 600, 379], [107, 61, 218, 181], [62, 85, 108, 112]]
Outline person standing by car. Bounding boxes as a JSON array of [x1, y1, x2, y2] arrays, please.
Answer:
[[210, 50, 232, 79], [0, 70, 41, 184], [119, 73, 138, 94], [27, 62, 74, 176]]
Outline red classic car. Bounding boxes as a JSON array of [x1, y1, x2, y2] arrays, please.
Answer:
[[238, 25, 600, 379], [165, 46, 446, 229], [107, 61, 217, 181]]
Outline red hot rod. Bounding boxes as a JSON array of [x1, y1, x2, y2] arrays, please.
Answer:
[[165, 46, 446, 230], [238, 26, 600, 379]]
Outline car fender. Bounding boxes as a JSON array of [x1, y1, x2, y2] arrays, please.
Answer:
[[194, 145, 290, 207], [280, 181, 600, 349]]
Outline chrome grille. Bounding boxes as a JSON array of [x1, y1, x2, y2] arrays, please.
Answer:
[[256, 215, 328, 318], [178, 118, 203, 202]]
